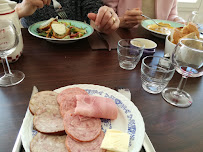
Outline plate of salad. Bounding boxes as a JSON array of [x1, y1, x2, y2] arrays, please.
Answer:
[[28, 18, 94, 44]]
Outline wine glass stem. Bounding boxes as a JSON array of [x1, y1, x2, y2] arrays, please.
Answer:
[[1, 57, 13, 77], [177, 76, 187, 93]]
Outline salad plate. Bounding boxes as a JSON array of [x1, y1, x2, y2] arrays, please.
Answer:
[[141, 19, 184, 39], [21, 84, 145, 152], [28, 19, 94, 44]]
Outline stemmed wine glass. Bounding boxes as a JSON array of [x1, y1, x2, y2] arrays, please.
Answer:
[[162, 38, 203, 107], [0, 19, 25, 87], [187, 11, 199, 25]]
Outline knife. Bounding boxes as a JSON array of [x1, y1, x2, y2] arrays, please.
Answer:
[[96, 31, 111, 51], [117, 87, 156, 152], [12, 86, 38, 152]]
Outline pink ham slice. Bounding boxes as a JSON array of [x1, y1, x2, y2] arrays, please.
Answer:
[[75, 95, 118, 120], [57, 87, 88, 117], [65, 131, 106, 152], [63, 109, 101, 142]]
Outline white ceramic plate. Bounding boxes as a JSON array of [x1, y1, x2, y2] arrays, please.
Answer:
[[141, 19, 184, 39], [21, 84, 145, 152], [28, 19, 94, 44]]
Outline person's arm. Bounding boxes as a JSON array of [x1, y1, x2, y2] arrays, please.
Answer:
[[167, 0, 185, 24], [15, 0, 51, 18]]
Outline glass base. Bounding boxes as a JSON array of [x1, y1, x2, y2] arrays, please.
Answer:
[[162, 87, 192, 108], [0, 70, 25, 87]]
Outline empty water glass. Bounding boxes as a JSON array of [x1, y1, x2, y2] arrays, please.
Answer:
[[117, 39, 144, 70], [141, 56, 175, 94]]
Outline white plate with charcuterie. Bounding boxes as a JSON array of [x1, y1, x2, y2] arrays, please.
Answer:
[[21, 84, 145, 152]]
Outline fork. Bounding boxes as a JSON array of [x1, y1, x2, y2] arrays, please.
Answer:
[[141, 14, 166, 27], [52, 0, 68, 19]]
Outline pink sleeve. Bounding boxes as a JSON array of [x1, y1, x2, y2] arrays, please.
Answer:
[[167, 0, 185, 23], [102, 0, 119, 13]]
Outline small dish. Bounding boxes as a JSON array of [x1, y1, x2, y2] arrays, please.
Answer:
[[131, 38, 157, 57]]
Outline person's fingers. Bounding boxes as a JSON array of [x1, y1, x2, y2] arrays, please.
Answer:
[[29, 0, 44, 8], [88, 13, 97, 21], [94, 6, 109, 26], [125, 19, 142, 25], [123, 15, 143, 22], [99, 10, 112, 29], [47, 0, 52, 5], [42, 0, 47, 5], [125, 9, 142, 16], [99, 8, 119, 33], [101, 15, 120, 34]]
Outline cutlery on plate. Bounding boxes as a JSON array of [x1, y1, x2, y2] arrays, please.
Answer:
[[141, 14, 166, 27], [52, 0, 68, 19], [12, 86, 38, 152], [117, 87, 156, 152], [96, 31, 111, 51]]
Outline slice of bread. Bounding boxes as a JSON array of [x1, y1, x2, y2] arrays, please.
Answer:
[[172, 22, 200, 44], [39, 18, 57, 30], [182, 22, 200, 39], [51, 23, 70, 39]]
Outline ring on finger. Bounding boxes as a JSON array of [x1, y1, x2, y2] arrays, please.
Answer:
[[112, 16, 116, 24]]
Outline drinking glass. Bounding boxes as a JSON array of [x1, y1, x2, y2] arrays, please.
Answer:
[[141, 56, 175, 94], [187, 11, 199, 25], [117, 39, 144, 70], [162, 38, 203, 107], [0, 19, 25, 87]]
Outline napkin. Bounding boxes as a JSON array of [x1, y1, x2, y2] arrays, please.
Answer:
[[88, 30, 122, 50]]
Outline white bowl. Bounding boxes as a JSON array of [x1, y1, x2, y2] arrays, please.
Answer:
[[164, 35, 176, 57], [131, 38, 157, 57]]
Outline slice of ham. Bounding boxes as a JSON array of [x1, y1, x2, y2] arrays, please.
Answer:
[[29, 91, 59, 115], [63, 109, 101, 142], [30, 132, 68, 152], [65, 131, 106, 152], [75, 95, 118, 120], [57, 87, 88, 116], [33, 111, 65, 135]]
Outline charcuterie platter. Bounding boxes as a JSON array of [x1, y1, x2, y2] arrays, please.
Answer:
[[21, 84, 145, 152]]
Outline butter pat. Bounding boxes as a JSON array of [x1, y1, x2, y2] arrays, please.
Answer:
[[101, 129, 130, 152]]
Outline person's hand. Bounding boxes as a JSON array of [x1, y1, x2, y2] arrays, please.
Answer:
[[88, 6, 120, 34], [120, 8, 143, 28], [15, 0, 51, 18]]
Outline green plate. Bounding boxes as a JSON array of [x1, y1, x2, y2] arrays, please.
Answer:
[[28, 19, 94, 44], [141, 19, 184, 39]]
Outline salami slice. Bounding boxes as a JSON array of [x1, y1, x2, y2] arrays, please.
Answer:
[[30, 132, 68, 152], [63, 109, 101, 142], [33, 111, 65, 135], [57, 87, 88, 116], [29, 91, 58, 115], [65, 131, 106, 152]]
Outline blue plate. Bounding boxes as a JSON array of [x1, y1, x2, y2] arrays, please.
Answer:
[[28, 19, 94, 44]]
